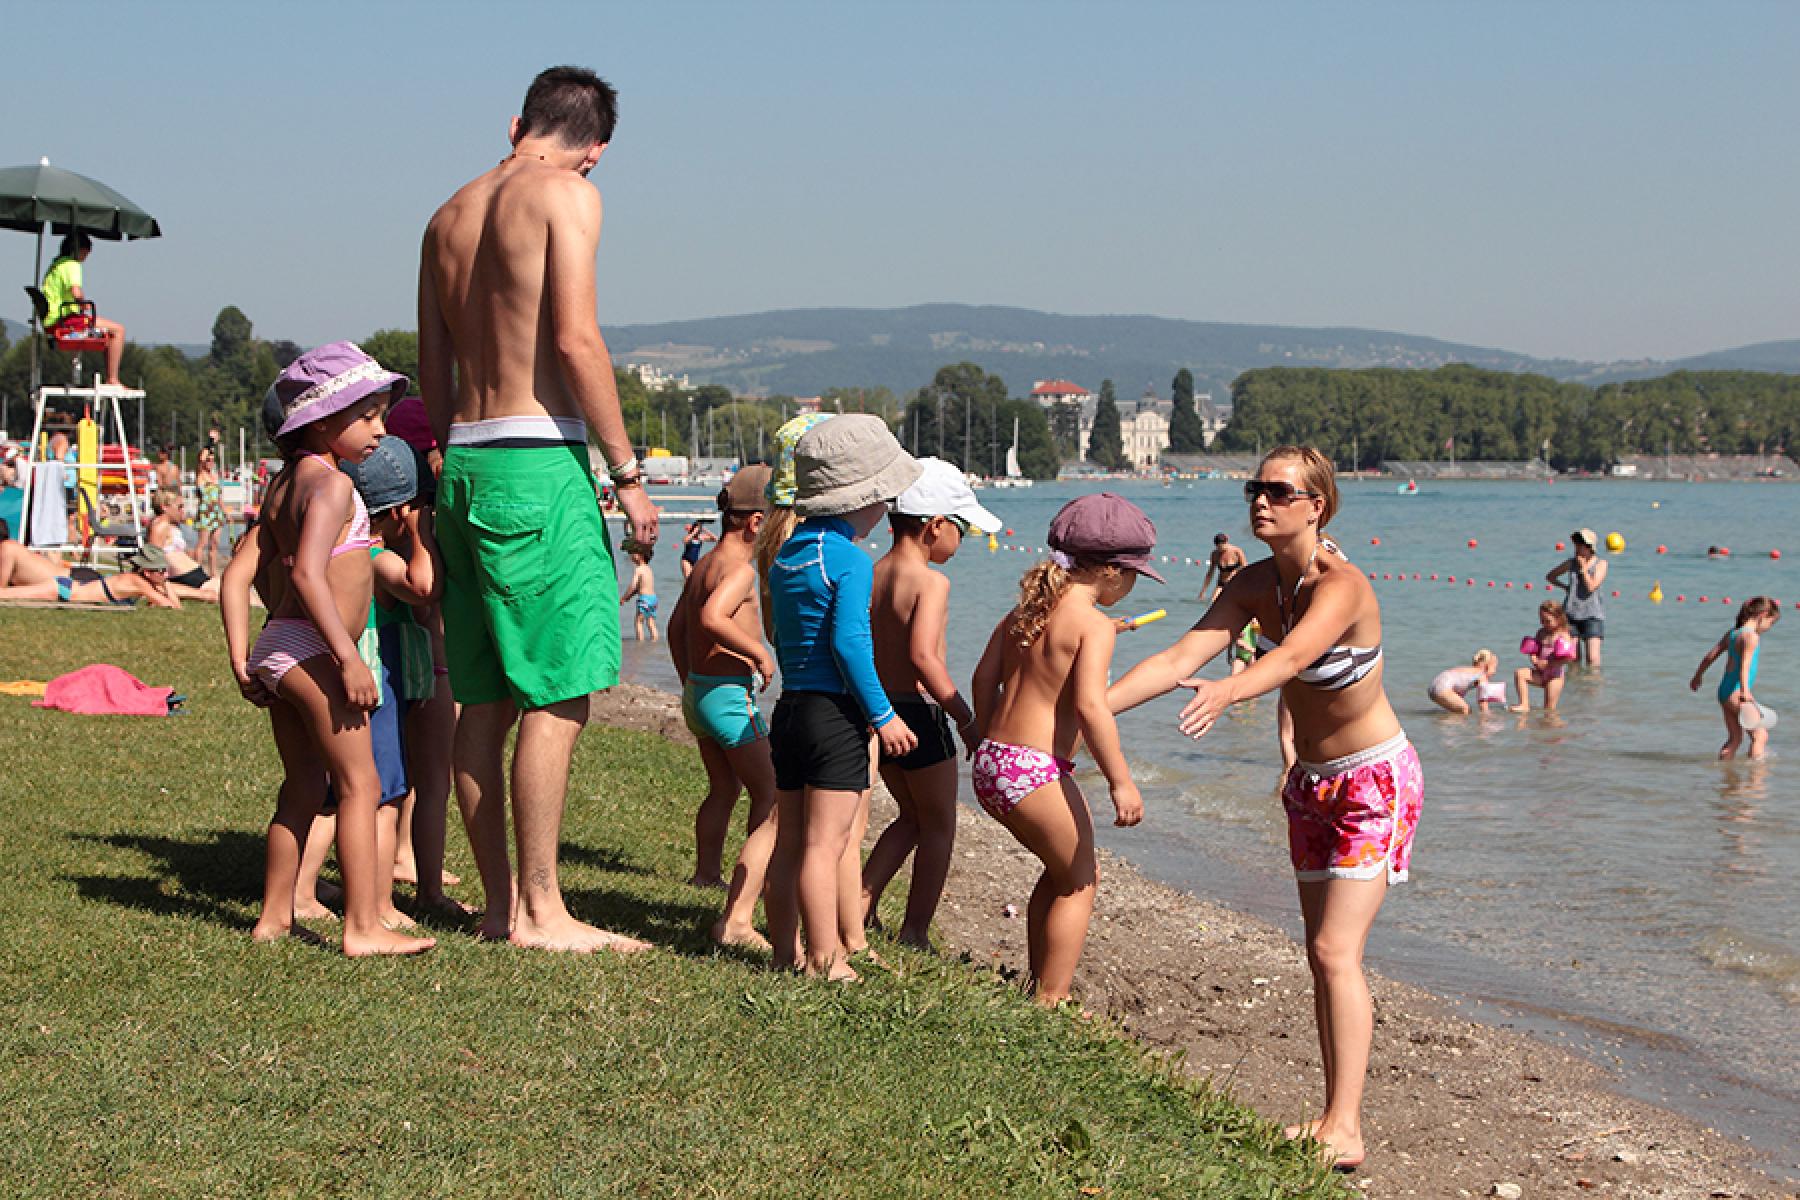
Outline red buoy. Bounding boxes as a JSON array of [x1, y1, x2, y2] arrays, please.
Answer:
[[1555, 541, 1565, 551], [1467, 539, 1478, 548], [1370, 537, 1381, 546], [1656, 545, 1667, 554], [1773, 549, 1783, 560]]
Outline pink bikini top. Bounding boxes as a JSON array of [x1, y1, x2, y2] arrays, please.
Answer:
[[282, 454, 375, 565]]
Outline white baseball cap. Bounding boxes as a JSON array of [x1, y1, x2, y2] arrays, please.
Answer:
[[892, 457, 1004, 534]]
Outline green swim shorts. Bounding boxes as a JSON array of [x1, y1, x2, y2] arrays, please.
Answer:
[[436, 442, 620, 708]]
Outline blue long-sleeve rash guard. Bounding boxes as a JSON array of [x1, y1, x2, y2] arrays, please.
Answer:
[[769, 516, 896, 729]]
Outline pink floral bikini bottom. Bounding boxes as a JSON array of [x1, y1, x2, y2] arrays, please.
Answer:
[[971, 738, 1076, 819]]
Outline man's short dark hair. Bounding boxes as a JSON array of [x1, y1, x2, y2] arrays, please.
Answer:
[[58, 231, 92, 258], [519, 66, 618, 148]]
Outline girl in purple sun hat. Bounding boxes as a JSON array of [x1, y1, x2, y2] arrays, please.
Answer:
[[222, 341, 434, 958]]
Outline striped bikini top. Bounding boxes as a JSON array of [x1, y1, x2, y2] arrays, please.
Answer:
[[1255, 542, 1384, 691]]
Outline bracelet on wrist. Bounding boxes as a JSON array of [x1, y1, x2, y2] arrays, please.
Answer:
[[608, 456, 640, 483]]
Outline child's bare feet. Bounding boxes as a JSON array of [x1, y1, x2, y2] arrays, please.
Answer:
[[1507, 703, 1529, 713], [293, 897, 338, 922], [251, 916, 291, 943], [511, 912, 652, 954], [686, 873, 728, 891], [343, 926, 436, 957], [711, 917, 773, 952], [417, 892, 478, 919], [807, 957, 860, 984], [380, 906, 419, 931], [897, 929, 935, 954]]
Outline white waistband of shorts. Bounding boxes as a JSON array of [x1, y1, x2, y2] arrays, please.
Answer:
[[447, 415, 588, 446], [1298, 730, 1409, 777]]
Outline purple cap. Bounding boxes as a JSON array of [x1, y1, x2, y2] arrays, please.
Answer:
[[269, 341, 408, 438], [1047, 492, 1164, 583]]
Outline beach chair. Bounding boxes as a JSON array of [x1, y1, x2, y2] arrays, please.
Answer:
[[76, 486, 138, 566]]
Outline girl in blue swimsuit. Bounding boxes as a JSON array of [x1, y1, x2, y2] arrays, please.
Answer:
[[1690, 596, 1780, 760]]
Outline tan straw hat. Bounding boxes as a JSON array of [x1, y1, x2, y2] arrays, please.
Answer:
[[793, 414, 922, 517]]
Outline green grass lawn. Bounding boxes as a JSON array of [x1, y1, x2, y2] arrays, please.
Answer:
[[0, 606, 1347, 1199]]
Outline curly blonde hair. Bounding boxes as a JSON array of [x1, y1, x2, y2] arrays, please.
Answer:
[[1006, 557, 1123, 647]]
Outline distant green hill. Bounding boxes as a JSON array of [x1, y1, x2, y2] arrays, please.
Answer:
[[605, 303, 1587, 399]]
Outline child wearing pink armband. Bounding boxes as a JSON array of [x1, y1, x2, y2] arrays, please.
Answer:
[[1509, 601, 1577, 713]]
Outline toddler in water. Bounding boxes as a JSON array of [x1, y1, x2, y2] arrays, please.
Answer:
[[621, 540, 659, 641], [970, 493, 1152, 1005], [219, 342, 433, 956], [1509, 601, 1577, 713], [1690, 596, 1780, 761], [1428, 648, 1502, 714]]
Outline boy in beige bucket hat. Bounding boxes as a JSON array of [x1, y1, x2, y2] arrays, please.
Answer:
[[764, 415, 922, 981]]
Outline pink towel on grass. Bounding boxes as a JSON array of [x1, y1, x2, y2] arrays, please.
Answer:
[[34, 664, 172, 716]]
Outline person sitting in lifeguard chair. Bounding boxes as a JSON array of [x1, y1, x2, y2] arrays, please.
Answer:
[[40, 232, 127, 388]]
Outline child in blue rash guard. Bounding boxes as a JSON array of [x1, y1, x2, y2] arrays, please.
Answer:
[[762, 415, 922, 982]]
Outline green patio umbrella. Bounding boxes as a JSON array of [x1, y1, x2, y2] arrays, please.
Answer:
[[0, 158, 163, 242], [0, 158, 161, 390]]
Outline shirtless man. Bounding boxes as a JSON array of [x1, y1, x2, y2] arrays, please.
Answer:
[[419, 65, 658, 953], [665, 466, 780, 949]]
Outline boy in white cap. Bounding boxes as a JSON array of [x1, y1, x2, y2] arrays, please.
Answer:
[[861, 458, 1000, 951], [763, 415, 921, 981]]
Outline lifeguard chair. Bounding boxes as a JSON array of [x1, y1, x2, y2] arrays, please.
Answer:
[[17, 286, 145, 553]]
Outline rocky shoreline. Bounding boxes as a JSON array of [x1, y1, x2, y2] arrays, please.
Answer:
[[591, 684, 1788, 1199]]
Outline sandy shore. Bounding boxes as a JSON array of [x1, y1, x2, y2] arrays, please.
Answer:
[[592, 683, 1789, 1199]]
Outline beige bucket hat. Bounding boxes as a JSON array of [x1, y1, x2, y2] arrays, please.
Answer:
[[793, 414, 922, 517]]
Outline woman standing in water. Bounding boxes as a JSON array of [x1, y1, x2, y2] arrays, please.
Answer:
[[1108, 445, 1420, 1172]]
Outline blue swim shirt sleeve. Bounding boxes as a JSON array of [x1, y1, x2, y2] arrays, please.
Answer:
[[824, 539, 896, 728]]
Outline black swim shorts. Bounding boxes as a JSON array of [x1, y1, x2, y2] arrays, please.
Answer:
[[881, 696, 957, 771], [771, 690, 872, 792]]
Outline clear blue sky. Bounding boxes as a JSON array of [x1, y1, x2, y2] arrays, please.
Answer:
[[5, 0, 1795, 362]]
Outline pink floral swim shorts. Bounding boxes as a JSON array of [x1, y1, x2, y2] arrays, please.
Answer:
[[1280, 731, 1422, 883], [971, 738, 1075, 819]]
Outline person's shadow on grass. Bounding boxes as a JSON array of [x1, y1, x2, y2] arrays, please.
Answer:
[[63, 829, 262, 927]]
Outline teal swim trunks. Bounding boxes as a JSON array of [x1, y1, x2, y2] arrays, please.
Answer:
[[682, 673, 768, 749], [436, 440, 620, 708]]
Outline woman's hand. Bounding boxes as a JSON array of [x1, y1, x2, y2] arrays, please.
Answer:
[[1175, 676, 1233, 739]]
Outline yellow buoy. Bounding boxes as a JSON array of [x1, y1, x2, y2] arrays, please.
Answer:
[[987, 533, 998, 553], [1605, 531, 1626, 553], [1649, 581, 1663, 604]]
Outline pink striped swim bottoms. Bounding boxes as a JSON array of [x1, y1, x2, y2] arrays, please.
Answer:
[[971, 738, 1075, 819], [1281, 731, 1422, 884], [247, 617, 333, 692]]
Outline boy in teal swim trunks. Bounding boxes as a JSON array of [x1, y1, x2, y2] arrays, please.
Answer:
[[621, 540, 659, 641], [667, 466, 781, 949]]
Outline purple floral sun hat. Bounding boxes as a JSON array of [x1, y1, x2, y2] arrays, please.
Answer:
[[270, 341, 409, 438]]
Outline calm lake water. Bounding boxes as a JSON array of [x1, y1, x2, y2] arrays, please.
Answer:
[[619, 478, 1798, 1167]]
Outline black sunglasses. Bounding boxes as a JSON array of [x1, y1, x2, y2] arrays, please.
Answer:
[[1243, 480, 1320, 505]]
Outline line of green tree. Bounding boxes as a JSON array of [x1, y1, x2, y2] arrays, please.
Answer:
[[1217, 364, 1800, 470], [898, 363, 1059, 479]]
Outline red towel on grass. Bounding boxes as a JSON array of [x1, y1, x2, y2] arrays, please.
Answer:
[[34, 664, 172, 716]]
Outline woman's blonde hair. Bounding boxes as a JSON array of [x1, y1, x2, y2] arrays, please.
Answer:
[[752, 506, 801, 639], [1007, 557, 1122, 647], [1259, 444, 1339, 529], [1472, 648, 1496, 669]]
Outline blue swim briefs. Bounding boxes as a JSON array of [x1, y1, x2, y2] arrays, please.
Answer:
[[682, 673, 768, 749]]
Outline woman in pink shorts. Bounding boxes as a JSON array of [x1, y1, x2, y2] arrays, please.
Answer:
[[1110, 445, 1418, 1173]]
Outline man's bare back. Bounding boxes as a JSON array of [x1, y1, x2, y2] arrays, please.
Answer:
[[421, 160, 598, 429]]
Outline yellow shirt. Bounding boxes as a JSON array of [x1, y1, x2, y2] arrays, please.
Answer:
[[41, 256, 83, 326]]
